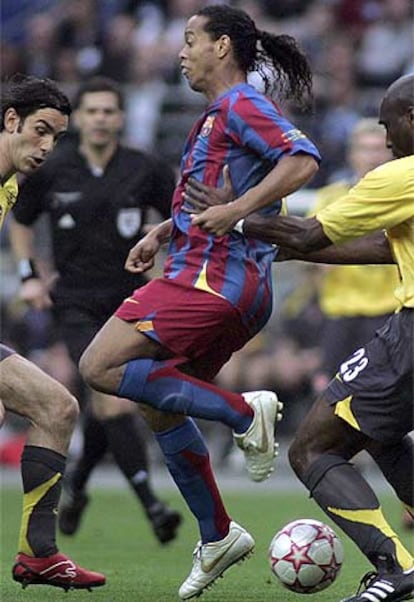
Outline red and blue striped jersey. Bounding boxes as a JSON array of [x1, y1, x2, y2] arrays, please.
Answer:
[[165, 83, 320, 336]]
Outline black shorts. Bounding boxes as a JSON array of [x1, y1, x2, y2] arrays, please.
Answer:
[[53, 306, 107, 366], [320, 314, 391, 377], [52, 291, 130, 366], [325, 308, 413, 443]]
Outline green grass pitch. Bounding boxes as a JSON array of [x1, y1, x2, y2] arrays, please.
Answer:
[[1, 486, 411, 601]]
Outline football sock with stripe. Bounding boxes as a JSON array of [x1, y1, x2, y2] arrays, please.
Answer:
[[155, 418, 230, 543], [118, 358, 253, 434], [302, 453, 414, 572], [103, 413, 158, 510], [19, 445, 66, 557]]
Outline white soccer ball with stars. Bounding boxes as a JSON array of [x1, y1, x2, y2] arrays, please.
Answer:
[[268, 518, 344, 594]]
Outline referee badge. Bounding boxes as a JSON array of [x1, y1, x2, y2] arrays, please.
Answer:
[[117, 208, 142, 238]]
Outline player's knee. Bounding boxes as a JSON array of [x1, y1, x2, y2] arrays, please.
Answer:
[[80, 347, 98, 385], [79, 347, 110, 393], [52, 389, 79, 433]]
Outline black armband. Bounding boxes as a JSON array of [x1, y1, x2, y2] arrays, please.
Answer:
[[18, 259, 39, 282]]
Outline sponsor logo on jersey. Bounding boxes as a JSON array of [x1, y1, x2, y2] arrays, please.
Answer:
[[117, 208, 142, 238], [282, 129, 306, 143], [52, 191, 82, 207]]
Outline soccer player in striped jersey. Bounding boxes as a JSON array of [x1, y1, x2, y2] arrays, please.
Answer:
[[0, 73, 105, 591], [79, 4, 320, 599], [190, 73, 414, 602]]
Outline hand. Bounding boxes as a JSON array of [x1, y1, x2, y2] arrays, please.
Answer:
[[191, 203, 241, 236], [182, 165, 235, 214], [125, 231, 161, 273], [20, 278, 52, 310]]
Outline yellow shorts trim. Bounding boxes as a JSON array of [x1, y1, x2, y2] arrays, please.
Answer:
[[334, 395, 361, 431]]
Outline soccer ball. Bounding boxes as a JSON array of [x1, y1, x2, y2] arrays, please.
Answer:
[[268, 518, 344, 594]]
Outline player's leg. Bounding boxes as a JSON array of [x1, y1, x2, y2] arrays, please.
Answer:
[[80, 317, 257, 596], [146, 406, 254, 600], [90, 391, 182, 543], [58, 402, 107, 535], [81, 314, 281, 482], [54, 309, 111, 529], [292, 310, 413, 572], [57, 306, 180, 541], [289, 395, 413, 574], [80, 316, 254, 428], [368, 435, 414, 516], [368, 434, 414, 533], [0, 345, 105, 590]]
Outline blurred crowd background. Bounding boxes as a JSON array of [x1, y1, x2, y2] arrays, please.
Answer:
[[1, 0, 413, 468]]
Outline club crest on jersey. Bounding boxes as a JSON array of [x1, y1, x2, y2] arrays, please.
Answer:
[[117, 208, 141, 238], [200, 115, 215, 137]]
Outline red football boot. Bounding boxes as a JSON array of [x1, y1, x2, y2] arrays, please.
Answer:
[[12, 552, 106, 591]]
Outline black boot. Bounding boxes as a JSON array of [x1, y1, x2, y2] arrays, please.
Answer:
[[341, 555, 414, 602], [147, 502, 182, 544], [58, 479, 89, 536]]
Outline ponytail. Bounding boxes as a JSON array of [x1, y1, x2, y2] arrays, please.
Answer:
[[256, 31, 313, 110]]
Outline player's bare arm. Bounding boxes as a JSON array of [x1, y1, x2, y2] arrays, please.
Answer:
[[190, 153, 318, 236], [275, 230, 395, 264], [125, 218, 173, 273], [244, 213, 330, 251]]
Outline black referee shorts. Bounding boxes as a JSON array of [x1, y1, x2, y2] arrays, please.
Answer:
[[325, 307, 413, 443], [53, 306, 106, 366]]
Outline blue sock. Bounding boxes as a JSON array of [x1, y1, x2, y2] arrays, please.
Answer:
[[118, 358, 252, 433], [155, 418, 230, 543]]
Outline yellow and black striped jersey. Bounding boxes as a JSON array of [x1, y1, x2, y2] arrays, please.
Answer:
[[0, 174, 18, 230], [317, 156, 414, 309]]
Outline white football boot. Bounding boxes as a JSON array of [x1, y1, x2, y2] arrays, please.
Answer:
[[178, 521, 255, 600], [233, 390, 283, 482]]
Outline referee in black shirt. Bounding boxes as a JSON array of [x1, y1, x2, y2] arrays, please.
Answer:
[[10, 77, 182, 543]]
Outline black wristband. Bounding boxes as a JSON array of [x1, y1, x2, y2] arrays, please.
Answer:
[[18, 259, 39, 282]]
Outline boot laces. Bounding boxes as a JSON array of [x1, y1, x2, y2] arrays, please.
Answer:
[[357, 570, 378, 594]]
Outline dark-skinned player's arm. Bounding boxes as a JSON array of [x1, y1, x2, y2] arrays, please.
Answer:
[[188, 153, 318, 237], [275, 230, 395, 264], [183, 166, 395, 265], [240, 208, 396, 264], [125, 218, 172, 273]]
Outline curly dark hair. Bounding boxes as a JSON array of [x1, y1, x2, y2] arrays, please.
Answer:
[[196, 4, 313, 110], [1, 73, 72, 131]]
